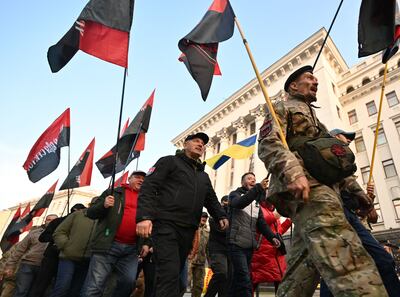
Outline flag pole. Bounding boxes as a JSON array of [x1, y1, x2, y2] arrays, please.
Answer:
[[367, 63, 389, 186], [312, 0, 344, 71], [61, 189, 74, 217], [110, 68, 128, 195], [67, 145, 71, 214], [234, 17, 288, 149]]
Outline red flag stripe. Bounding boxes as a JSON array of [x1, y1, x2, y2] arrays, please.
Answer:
[[208, 0, 228, 13], [79, 21, 129, 68]]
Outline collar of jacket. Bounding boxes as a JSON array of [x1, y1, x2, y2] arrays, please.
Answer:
[[288, 93, 319, 107], [236, 186, 249, 194], [176, 151, 205, 171]]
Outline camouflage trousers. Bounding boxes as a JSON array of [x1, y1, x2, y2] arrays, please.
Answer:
[[277, 185, 388, 297], [190, 263, 205, 297]]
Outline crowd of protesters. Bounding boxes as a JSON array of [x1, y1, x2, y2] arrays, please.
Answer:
[[0, 106, 399, 296]]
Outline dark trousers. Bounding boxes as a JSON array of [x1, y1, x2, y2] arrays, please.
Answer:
[[320, 207, 400, 297], [13, 263, 40, 297], [152, 221, 196, 297], [136, 254, 156, 297], [228, 245, 253, 297], [49, 259, 89, 297], [204, 252, 228, 297], [29, 255, 59, 297]]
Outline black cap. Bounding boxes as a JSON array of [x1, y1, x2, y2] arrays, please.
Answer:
[[284, 65, 313, 92], [184, 132, 209, 145], [130, 170, 146, 177], [201, 211, 209, 218]]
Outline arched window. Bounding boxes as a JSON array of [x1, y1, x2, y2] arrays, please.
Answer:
[[362, 77, 371, 85], [346, 86, 354, 94]]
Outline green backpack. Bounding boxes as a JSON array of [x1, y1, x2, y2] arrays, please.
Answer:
[[287, 113, 357, 185]]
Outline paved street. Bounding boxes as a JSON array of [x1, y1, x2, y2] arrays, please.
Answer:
[[182, 288, 321, 296]]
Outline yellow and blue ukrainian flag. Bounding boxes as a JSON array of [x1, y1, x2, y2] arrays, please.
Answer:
[[206, 134, 257, 170]]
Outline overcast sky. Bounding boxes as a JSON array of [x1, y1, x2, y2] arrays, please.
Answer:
[[0, 0, 362, 210]]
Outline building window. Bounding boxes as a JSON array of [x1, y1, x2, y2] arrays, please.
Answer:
[[216, 142, 221, 154], [346, 86, 354, 94], [336, 106, 341, 119], [386, 91, 399, 107], [348, 109, 358, 124], [396, 121, 400, 136], [377, 129, 387, 145], [366, 101, 377, 116], [231, 133, 237, 145], [383, 159, 397, 178], [379, 68, 385, 76], [249, 154, 255, 172], [362, 77, 371, 85], [390, 186, 400, 219], [250, 122, 256, 135], [361, 166, 370, 184], [374, 203, 383, 223], [355, 137, 366, 153], [229, 171, 234, 188]]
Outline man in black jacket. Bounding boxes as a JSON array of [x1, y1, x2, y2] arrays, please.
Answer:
[[228, 172, 280, 297], [204, 196, 229, 297], [136, 132, 228, 297]]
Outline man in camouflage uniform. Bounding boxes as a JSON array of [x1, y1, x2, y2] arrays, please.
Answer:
[[189, 212, 209, 297], [257, 65, 387, 297]]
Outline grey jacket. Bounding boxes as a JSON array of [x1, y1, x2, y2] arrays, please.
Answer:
[[228, 185, 276, 249]]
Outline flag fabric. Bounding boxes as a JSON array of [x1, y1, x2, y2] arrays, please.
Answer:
[[21, 203, 33, 233], [358, 0, 397, 58], [383, 2, 400, 63], [60, 138, 95, 190], [113, 171, 129, 188], [121, 118, 130, 137], [96, 90, 154, 178], [0, 206, 21, 253], [47, 0, 135, 72], [3, 181, 58, 242], [178, 0, 235, 101], [23, 108, 70, 183], [206, 134, 256, 170]]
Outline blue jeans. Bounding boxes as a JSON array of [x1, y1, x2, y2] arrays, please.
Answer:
[[320, 207, 400, 297], [81, 241, 138, 297], [13, 263, 40, 297], [50, 258, 89, 297], [228, 244, 253, 297]]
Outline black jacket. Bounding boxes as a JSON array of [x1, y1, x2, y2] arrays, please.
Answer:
[[136, 152, 226, 228], [228, 185, 276, 249], [39, 216, 66, 258]]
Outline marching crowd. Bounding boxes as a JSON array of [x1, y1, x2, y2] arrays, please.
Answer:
[[1, 66, 400, 297]]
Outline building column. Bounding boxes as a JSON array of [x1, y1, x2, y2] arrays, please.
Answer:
[[252, 105, 269, 182], [232, 117, 247, 187], [215, 128, 230, 198], [204, 141, 215, 179]]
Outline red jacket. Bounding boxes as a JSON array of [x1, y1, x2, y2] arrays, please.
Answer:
[[251, 205, 291, 284]]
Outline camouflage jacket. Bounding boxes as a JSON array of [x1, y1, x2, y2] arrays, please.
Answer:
[[258, 93, 329, 217], [191, 224, 209, 265]]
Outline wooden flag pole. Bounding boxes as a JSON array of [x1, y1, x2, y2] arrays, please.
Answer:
[[234, 17, 288, 149], [67, 145, 71, 214], [368, 63, 389, 185]]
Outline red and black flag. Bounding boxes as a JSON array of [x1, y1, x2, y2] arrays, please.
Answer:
[[3, 181, 58, 243], [178, 0, 235, 101], [60, 138, 95, 190], [47, 0, 134, 73], [0, 206, 21, 253], [21, 203, 33, 233], [96, 90, 154, 178], [383, 2, 400, 63], [358, 0, 397, 58], [23, 109, 70, 183]]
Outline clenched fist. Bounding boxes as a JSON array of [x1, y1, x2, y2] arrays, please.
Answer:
[[104, 196, 115, 208]]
